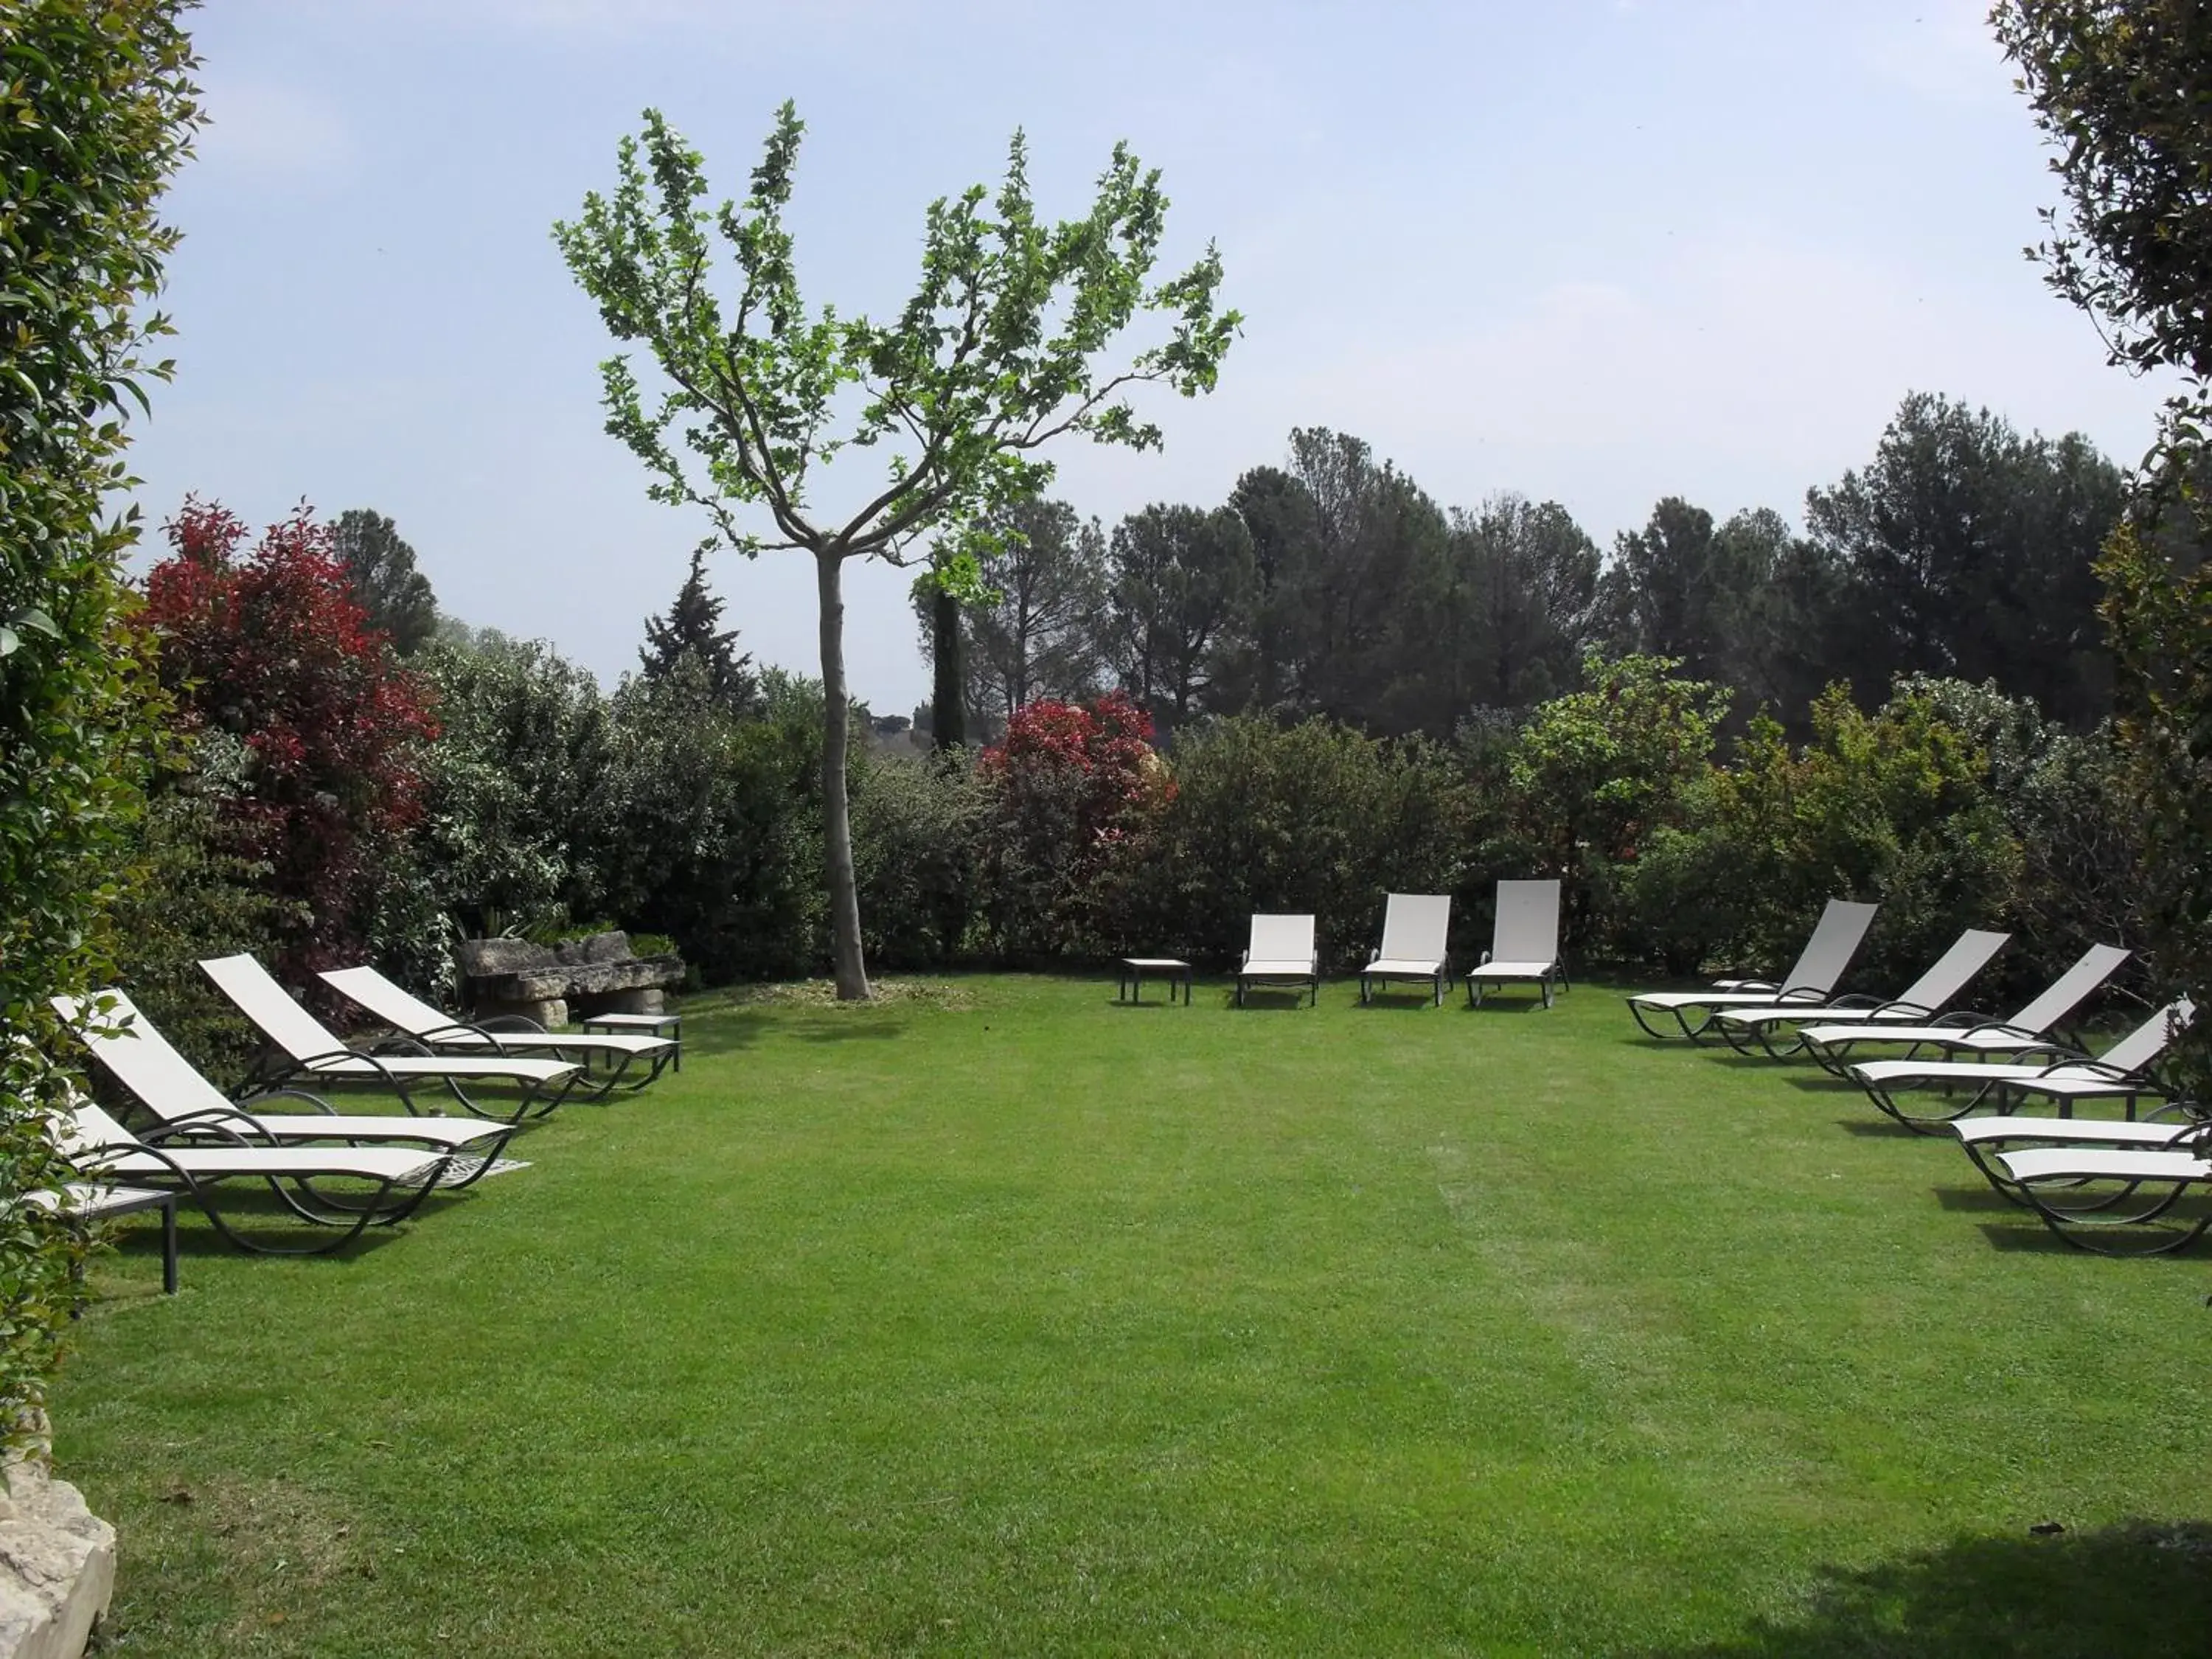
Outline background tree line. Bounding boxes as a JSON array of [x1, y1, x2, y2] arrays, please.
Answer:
[[920, 392, 2129, 743]]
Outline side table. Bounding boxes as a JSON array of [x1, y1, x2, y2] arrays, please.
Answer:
[[1118, 957, 1193, 1005], [582, 1009, 683, 1073]]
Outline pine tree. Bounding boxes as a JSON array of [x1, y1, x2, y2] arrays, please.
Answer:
[[640, 546, 758, 712], [331, 508, 439, 655]]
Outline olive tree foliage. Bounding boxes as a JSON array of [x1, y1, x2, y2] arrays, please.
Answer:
[[1996, 0, 2212, 1090], [0, 0, 200, 1441], [554, 102, 1238, 998]]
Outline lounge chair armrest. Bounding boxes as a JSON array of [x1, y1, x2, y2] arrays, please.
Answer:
[[1961, 1020, 2062, 1047], [361, 1035, 434, 1059], [251, 1086, 341, 1116], [245, 1043, 416, 1100], [1927, 1009, 1996, 1029], [476, 1015, 552, 1037], [154, 1107, 285, 1147], [1479, 949, 1494, 967], [1869, 999, 1938, 1020], [1824, 994, 1885, 1011], [1773, 987, 1833, 1006], [1367, 948, 1380, 966], [2031, 1056, 2137, 1082]]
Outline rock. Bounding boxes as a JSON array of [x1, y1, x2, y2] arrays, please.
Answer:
[[456, 937, 683, 1023], [476, 996, 567, 1031], [453, 937, 548, 978], [0, 1458, 114, 1659], [552, 931, 630, 967]]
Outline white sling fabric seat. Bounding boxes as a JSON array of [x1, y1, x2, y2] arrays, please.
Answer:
[[1702, 928, 2010, 1055], [1848, 997, 2195, 1133], [53, 990, 522, 1181], [1464, 880, 1565, 1008], [198, 953, 579, 1121], [1626, 899, 1879, 1040], [1796, 942, 2130, 1071], [1360, 894, 1453, 1005], [1237, 914, 1319, 1007], [320, 964, 675, 1093]]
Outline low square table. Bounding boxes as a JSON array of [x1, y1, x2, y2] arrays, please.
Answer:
[[581, 1009, 683, 1072], [1118, 957, 1193, 1005]]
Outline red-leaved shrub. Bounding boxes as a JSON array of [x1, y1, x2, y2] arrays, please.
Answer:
[[977, 689, 1170, 957], [143, 498, 438, 981]]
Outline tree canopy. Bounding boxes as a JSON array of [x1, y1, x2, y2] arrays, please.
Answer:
[[555, 102, 1237, 997], [641, 546, 759, 714], [330, 508, 439, 655]]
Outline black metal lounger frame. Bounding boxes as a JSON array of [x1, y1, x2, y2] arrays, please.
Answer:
[[148, 1084, 521, 1190], [410, 1011, 675, 1096], [1627, 981, 1827, 1043], [1798, 1012, 2078, 1077], [238, 1039, 579, 1123], [75, 1124, 457, 1256], [1959, 1108, 2212, 1256], [1859, 1051, 2173, 1137], [1467, 953, 1567, 1009]]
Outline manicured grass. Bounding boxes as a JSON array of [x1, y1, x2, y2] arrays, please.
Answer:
[[55, 975, 2212, 1656]]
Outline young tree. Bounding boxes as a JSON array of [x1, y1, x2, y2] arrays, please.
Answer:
[[330, 507, 439, 655], [640, 545, 759, 714], [555, 103, 1237, 998]]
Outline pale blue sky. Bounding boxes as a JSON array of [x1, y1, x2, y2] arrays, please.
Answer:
[[125, 0, 2165, 714]]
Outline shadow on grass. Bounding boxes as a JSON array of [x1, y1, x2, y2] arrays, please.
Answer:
[[1461, 997, 1555, 1015], [1218, 990, 1316, 1012], [787, 1015, 909, 1043], [94, 1197, 422, 1271], [1636, 1520, 2212, 1658], [672, 1009, 771, 1060], [1933, 1183, 2023, 1214], [1834, 1117, 1927, 1138], [1783, 1074, 1863, 1094]]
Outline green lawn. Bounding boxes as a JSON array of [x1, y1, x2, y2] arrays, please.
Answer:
[[55, 975, 2212, 1656]]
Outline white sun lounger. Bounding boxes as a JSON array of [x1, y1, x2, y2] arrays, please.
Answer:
[[1703, 928, 2009, 1057], [1795, 942, 2129, 1074], [1627, 898, 1879, 1040], [1983, 1132, 2212, 1256], [53, 990, 523, 1187], [51, 1091, 459, 1256], [1359, 894, 1453, 1005], [319, 964, 675, 1093], [1848, 996, 2195, 1134], [1464, 879, 1566, 1008], [1237, 914, 1318, 1007], [198, 953, 580, 1122]]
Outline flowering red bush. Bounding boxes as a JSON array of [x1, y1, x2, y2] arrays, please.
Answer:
[[143, 498, 438, 978], [978, 689, 1171, 956]]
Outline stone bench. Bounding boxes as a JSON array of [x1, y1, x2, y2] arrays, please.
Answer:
[[454, 931, 686, 1029]]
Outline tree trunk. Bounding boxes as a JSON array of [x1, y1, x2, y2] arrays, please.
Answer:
[[931, 584, 966, 749], [817, 547, 871, 1000]]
